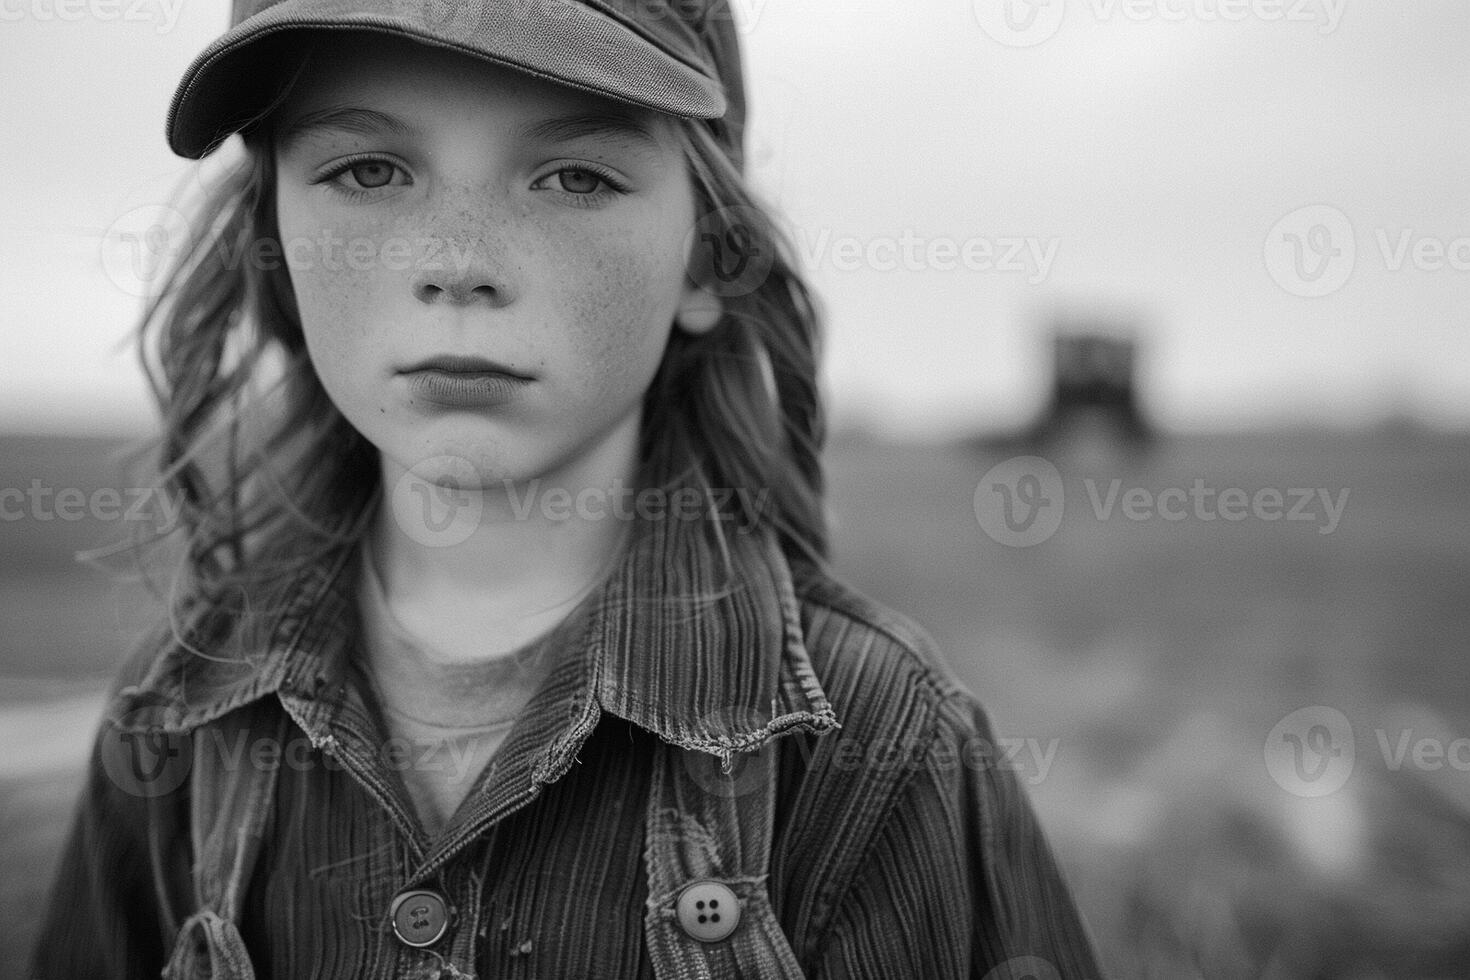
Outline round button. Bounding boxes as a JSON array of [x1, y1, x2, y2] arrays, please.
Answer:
[[389, 889, 450, 948], [675, 880, 741, 943]]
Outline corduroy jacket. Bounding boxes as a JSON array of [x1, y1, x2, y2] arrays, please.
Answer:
[[30, 496, 1103, 978]]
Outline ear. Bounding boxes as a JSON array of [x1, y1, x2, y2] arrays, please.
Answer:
[[674, 280, 723, 335], [675, 279, 723, 334]]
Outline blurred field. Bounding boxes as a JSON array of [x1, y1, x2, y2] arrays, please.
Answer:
[[2, 428, 1469, 977]]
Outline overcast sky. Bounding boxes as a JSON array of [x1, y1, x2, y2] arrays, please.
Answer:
[[1, 0, 1466, 437]]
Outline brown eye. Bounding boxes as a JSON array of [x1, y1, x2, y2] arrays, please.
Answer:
[[556, 169, 602, 194], [349, 161, 396, 188]]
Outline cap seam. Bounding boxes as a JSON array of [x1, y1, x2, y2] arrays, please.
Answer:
[[575, 0, 721, 78], [167, 16, 725, 157]]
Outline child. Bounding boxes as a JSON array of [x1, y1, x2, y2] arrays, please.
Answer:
[[31, 1, 1104, 976]]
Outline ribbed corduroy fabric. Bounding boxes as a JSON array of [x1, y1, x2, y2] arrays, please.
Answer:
[[29, 494, 1104, 978]]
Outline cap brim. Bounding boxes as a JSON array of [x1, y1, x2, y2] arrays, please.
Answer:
[[166, 0, 728, 159]]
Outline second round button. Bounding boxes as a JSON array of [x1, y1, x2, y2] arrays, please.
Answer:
[[389, 888, 450, 948]]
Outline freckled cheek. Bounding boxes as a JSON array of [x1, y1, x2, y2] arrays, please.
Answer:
[[281, 245, 401, 360], [295, 264, 384, 324], [277, 206, 403, 356], [548, 241, 682, 397], [282, 262, 408, 425]]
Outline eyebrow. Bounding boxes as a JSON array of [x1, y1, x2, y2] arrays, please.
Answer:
[[274, 104, 663, 155], [515, 111, 663, 153], [275, 105, 418, 152]]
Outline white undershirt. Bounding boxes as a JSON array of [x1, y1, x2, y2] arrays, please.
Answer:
[[354, 537, 571, 838]]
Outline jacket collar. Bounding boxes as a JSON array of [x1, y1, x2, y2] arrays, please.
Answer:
[[106, 490, 840, 763]]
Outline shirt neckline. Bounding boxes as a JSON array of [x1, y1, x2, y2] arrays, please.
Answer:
[[355, 531, 597, 733], [106, 487, 842, 774]]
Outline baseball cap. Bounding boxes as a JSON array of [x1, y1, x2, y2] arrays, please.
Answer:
[[166, 0, 747, 165]]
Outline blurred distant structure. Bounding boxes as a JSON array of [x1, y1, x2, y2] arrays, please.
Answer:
[[1021, 316, 1154, 452]]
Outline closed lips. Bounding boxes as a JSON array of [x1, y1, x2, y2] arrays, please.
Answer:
[[403, 356, 532, 379]]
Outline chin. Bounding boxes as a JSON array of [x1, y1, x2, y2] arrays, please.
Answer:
[[365, 425, 511, 490]]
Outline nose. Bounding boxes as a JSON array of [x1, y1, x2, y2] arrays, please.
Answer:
[[414, 279, 504, 305], [410, 234, 516, 308], [412, 270, 510, 307]]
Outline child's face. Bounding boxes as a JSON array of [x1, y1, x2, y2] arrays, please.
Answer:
[[271, 34, 707, 490]]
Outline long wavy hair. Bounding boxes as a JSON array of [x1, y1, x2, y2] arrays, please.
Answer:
[[118, 83, 828, 659]]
